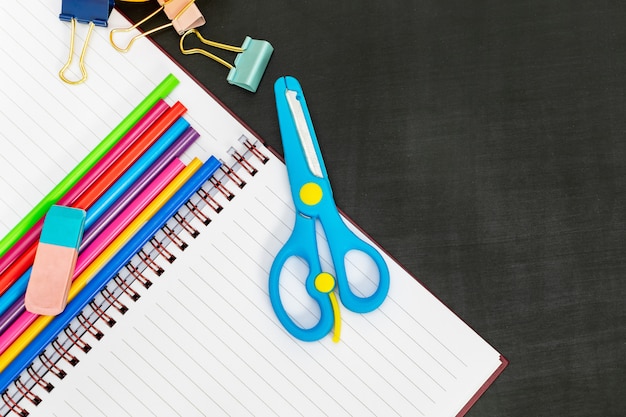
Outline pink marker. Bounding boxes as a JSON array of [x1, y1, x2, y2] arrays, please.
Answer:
[[0, 158, 185, 354], [0, 100, 170, 279], [25, 206, 86, 315], [76, 158, 186, 276]]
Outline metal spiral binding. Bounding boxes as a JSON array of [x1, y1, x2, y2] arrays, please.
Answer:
[[1, 391, 27, 417], [25, 367, 53, 393], [88, 300, 117, 327], [240, 135, 270, 164], [124, 264, 153, 289], [100, 288, 128, 315], [62, 327, 91, 354], [220, 164, 247, 189], [210, 177, 235, 201], [173, 212, 200, 237], [1, 137, 268, 417], [185, 200, 211, 225], [77, 313, 104, 340], [13, 379, 39, 406], [161, 224, 188, 251], [37, 352, 66, 379], [113, 276, 141, 302], [138, 249, 164, 276], [51, 339, 78, 367], [150, 237, 176, 263], [196, 188, 223, 213], [231, 150, 258, 176]]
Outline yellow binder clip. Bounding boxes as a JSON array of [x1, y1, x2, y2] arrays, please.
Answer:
[[59, 0, 114, 85], [110, 0, 205, 52], [180, 29, 274, 93]]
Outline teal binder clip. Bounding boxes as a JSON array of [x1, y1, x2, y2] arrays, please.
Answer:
[[180, 29, 274, 93], [226, 37, 274, 92]]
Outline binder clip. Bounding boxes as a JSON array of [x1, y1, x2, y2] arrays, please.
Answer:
[[59, 0, 115, 84], [179, 29, 274, 93], [110, 0, 205, 52]]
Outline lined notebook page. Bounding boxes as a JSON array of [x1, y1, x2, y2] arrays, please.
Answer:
[[27, 155, 502, 417], [2, 2, 504, 416]]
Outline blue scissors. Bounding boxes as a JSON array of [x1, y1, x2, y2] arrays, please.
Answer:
[[269, 76, 390, 342]]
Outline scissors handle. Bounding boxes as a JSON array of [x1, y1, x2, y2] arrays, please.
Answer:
[[321, 209, 390, 314], [270, 75, 390, 342], [268, 215, 335, 342]]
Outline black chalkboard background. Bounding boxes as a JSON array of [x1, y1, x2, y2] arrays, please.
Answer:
[[116, 1, 626, 415]]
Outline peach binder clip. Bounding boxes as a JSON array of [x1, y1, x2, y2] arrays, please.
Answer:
[[25, 206, 86, 316], [110, 0, 206, 52], [59, 0, 114, 84], [179, 29, 274, 93]]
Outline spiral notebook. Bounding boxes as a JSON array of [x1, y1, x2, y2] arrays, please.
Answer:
[[0, 2, 506, 416]]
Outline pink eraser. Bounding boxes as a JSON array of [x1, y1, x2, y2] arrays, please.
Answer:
[[25, 206, 86, 316]]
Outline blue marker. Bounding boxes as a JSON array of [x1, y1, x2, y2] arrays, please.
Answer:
[[0, 156, 220, 393], [0, 118, 189, 317]]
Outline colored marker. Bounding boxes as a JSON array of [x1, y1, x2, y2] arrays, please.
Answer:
[[0, 100, 170, 280], [81, 127, 199, 248], [0, 156, 220, 374], [0, 108, 188, 317], [0, 159, 185, 350], [25, 206, 86, 316], [0, 74, 179, 258], [84, 117, 190, 229], [0, 156, 220, 390], [0, 158, 200, 356], [74, 103, 188, 210], [0, 101, 187, 297], [0, 157, 186, 334]]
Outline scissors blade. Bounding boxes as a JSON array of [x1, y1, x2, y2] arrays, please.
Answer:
[[285, 89, 324, 179]]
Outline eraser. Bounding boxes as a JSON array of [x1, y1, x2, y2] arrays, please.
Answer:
[[25, 205, 86, 316]]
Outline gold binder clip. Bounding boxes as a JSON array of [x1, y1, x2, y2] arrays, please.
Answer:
[[59, 19, 95, 85], [110, 0, 205, 52], [179, 29, 274, 93]]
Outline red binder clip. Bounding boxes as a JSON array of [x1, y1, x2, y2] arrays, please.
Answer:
[[58, 0, 114, 84]]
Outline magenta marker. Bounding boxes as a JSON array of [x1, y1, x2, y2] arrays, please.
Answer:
[[0, 160, 184, 350], [80, 126, 199, 248], [0, 100, 170, 278]]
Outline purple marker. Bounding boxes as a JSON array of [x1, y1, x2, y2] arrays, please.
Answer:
[[80, 127, 199, 248], [0, 127, 198, 332]]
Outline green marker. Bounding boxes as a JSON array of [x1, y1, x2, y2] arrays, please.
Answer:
[[0, 74, 180, 257]]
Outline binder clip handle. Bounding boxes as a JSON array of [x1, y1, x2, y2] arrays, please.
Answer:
[[110, 0, 205, 52], [109, 6, 169, 53], [179, 29, 274, 93], [58, 18, 94, 85]]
